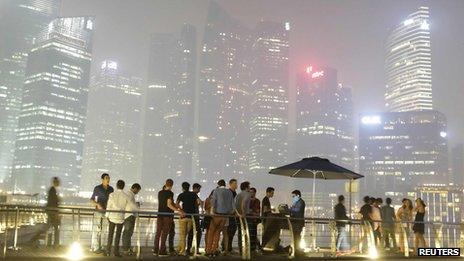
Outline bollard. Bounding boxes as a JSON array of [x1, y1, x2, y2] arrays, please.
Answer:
[[286, 217, 296, 259]]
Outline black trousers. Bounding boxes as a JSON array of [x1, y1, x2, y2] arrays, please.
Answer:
[[122, 216, 135, 251], [107, 221, 124, 255], [222, 217, 237, 252], [187, 216, 202, 253], [46, 212, 60, 246], [168, 219, 175, 252]]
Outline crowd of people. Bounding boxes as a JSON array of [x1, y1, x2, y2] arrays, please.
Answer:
[[334, 194, 427, 255], [43, 173, 429, 257]]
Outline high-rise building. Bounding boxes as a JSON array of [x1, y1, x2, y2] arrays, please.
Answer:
[[385, 6, 432, 112], [197, 2, 251, 184], [415, 184, 462, 247], [0, 0, 61, 183], [451, 144, 464, 186], [295, 67, 355, 170], [141, 33, 176, 188], [359, 111, 449, 196], [249, 21, 290, 173], [80, 60, 142, 193], [164, 24, 196, 180], [11, 17, 94, 194]]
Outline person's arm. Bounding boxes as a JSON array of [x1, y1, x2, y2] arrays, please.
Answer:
[[90, 187, 103, 209], [168, 197, 185, 217], [176, 194, 182, 210], [262, 199, 270, 214]]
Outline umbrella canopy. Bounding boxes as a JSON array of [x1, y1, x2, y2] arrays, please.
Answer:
[[269, 157, 363, 180]]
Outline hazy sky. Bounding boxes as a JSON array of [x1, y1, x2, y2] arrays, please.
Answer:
[[61, 0, 464, 145]]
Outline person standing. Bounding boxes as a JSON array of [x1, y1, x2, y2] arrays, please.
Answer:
[[154, 179, 184, 256], [289, 190, 305, 255], [381, 197, 397, 250], [397, 198, 413, 253], [222, 179, 238, 254], [359, 196, 372, 253], [176, 182, 199, 256], [205, 179, 235, 257], [235, 181, 251, 255], [105, 180, 130, 257], [187, 183, 203, 255], [334, 195, 350, 253], [413, 198, 427, 253], [90, 173, 114, 253], [248, 187, 261, 251], [371, 198, 382, 246], [122, 183, 141, 255], [46, 177, 61, 247], [261, 187, 274, 246]]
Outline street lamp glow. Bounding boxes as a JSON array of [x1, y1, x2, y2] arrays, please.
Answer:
[[440, 131, 447, 138], [361, 115, 381, 125], [66, 242, 84, 261]]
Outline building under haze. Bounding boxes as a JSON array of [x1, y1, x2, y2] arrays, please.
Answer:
[[80, 60, 142, 193], [295, 67, 355, 170], [0, 0, 61, 184], [11, 17, 94, 193], [249, 21, 290, 174], [197, 1, 252, 184], [359, 110, 449, 196], [451, 144, 463, 186], [385, 6, 432, 112]]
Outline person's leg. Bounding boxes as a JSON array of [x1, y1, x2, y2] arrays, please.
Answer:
[[390, 229, 397, 249], [53, 222, 60, 246], [293, 226, 303, 253], [168, 220, 175, 253], [206, 217, 220, 254], [91, 213, 103, 252], [249, 221, 257, 251], [122, 216, 135, 252], [213, 217, 226, 254], [237, 218, 243, 255], [177, 218, 187, 255], [114, 223, 124, 255], [107, 221, 116, 255], [153, 216, 163, 254], [414, 233, 419, 254], [160, 217, 173, 255], [229, 217, 237, 252]]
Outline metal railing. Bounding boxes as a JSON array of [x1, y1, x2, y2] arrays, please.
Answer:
[[0, 204, 462, 259]]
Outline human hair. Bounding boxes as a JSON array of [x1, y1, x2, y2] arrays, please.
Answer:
[[402, 198, 413, 211], [363, 196, 370, 203], [217, 179, 226, 187], [240, 181, 250, 191], [386, 197, 392, 205], [116, 180, 125, 189], [266, 187, 275, 193], [369, 197, 375, 204], [182, 182, 190, 191], [101, 173, 110, 179], [292, 190, 301, 197], [338, 195, 345, 202], [416, 198, 426, 208], [229, 179, 237, 185], [250, 187, 256, 193], [165, 179, 174, 188], [193, 183, 201, 190], [131, 183, 141, 190], [376, 198, 383, 204]]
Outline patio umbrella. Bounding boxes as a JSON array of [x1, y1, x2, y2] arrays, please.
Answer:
[[269, 157, 364, 249]]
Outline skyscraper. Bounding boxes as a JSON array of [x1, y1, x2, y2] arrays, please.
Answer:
[[451, 144, 464, 185], [295, 67, 355, 170], [359, 111, 449, 195], [12, 17, 94, 193], [197, 2, 251, 183], [385, 6, 432, 112], [0, 0, 61, 183], [80, 60, 142, 193], [249, 21, 290, 173]]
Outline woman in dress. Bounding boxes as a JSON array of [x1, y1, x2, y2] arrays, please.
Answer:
[[396, 198, 413, 253], [412, 198, 427, 252]]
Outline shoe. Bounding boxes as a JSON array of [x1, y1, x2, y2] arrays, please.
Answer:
[[114, 252, 123, 257]]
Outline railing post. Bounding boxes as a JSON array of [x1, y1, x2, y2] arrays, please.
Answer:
[[136, 212, 141, 260], [286, 217, 296, 259], [77, 208, 81, 242], [329, 220, 336, 254], [3, 208, 9, 258], [12, 207, 19, 250], [191, 214, 198, 258], [433, 223, 443, 248], [71, 209, 76, 242]]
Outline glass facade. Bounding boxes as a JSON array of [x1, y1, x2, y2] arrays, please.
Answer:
[[11, 17, 94, 194], [385, 6, 432, 112]]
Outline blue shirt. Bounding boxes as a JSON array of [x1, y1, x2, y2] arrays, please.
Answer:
[[211, 187, 235, 215], [90, 184, 114, 210]]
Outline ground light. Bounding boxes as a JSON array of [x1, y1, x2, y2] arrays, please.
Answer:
[[368, 245, 378, 259], [66, 242, 84, 261]]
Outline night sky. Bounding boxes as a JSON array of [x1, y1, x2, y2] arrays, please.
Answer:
[[61, 0, 464, 146]]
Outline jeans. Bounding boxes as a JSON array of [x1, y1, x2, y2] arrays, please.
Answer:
[[154, 216, 173, 255], [383, 227, 396, 249], [177, 217, 193, 255], [107, 221, 124, 255], [122, 215, 136, 251], [249, 220, 259, 251], [336, 226, 350, 251], [206, 216, 227, 254], [91, 211, 106, 251], [187, 216, 202, 253]]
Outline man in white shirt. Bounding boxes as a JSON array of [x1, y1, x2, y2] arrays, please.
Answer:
[[105, 180, 130, 257], [122, 183, 141, 255]]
